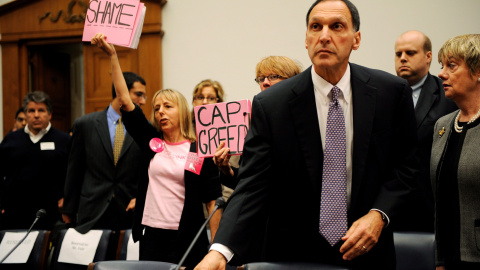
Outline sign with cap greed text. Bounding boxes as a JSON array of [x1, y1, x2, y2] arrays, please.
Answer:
[[194, 100, 251, 158]]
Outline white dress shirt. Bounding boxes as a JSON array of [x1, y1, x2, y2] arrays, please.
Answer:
[[411, 74, 428, 108], [312, 65, 353, 207], [24, 122, 51, 143]]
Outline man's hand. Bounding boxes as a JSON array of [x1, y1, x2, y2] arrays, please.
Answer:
[[194, 250, 227, 270], [126, 198, 136, 212], [62, 213, 73, 224], [91, 33, 116, 57], [58, 198, 64, 212], [339, 210, 384, 261], [436, 266, 445, 270], [213, 142, 234, 177]]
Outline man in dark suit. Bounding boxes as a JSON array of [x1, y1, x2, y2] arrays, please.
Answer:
[[195, 1, 419, 269], [62, 72, 147, 233], [394, 30, 457, 232]]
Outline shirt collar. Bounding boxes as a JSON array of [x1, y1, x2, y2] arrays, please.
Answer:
[[411, 74, 428, 91], [24, 122, 51, 136], [311, 64, 352, 104], [107, 103, 121, 123]]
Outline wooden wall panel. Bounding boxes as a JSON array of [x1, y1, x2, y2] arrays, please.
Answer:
[[137, 33, 162, 120], [2, 44, 21, 135], [0, 0, 163, 42], [83, 44, 140, 113], [83, 33, 162, 119], [0, 0, 165, 136], [0, 0, 86, 42]]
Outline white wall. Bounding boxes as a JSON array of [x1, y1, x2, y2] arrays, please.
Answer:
[[162, 0, 312, 103], [0, 0, 13, 5], [162, 0, 480, 104]]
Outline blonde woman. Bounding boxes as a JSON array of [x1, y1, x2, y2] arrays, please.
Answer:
[[92, 33, 222, 268], [431, 34, 480, 270]]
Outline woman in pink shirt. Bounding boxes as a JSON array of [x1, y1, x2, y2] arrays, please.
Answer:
[[92, 34, 222, 268]]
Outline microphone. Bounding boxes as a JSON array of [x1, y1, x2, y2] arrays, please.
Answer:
[[0, 209, 46, 264], [175, 197, 225, 270], [213, 197, 226, 209]]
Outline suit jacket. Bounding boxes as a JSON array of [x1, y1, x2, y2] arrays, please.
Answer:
[[393, 73, 457, 232], [63, 108, 143, 233], [214, 64, 419, 269], [431, 111, 480, 264]]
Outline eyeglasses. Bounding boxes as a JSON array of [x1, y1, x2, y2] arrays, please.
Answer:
[[133, 92, 148, 100], [254, 74, 284, 84], [194, 95, 219, 103]]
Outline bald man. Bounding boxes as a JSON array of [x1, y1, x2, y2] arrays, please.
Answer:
[[394, 30, 457, 232]]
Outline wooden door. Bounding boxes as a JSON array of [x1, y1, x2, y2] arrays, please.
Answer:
[[83, 44, 139, 113], [29, 46, 71, 133]]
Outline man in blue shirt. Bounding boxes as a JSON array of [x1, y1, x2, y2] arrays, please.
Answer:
[[63, 72, 147, 233]]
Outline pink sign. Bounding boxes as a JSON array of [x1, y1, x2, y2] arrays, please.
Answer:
[[82, 0, 145, 48], [194, 100, 251, 158]]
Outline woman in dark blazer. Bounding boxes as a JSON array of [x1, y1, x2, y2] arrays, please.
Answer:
[[431, 34, 480, 270], [92, 33, 222, 268]]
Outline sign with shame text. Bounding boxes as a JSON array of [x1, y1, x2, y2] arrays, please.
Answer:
[[195, 100, 251, 158], [82, 0, 146, 49]]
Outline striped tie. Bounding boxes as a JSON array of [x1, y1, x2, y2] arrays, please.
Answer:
[[113, 117, 125, 166]]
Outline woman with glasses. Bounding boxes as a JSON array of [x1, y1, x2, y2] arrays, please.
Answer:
[[190, 79, 238, 200], [255, 56, 302, 91], [92, 33, 222, 268], [191, 79, 225, 128]]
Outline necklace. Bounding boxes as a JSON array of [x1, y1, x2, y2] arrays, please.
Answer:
[[454, 108, 480, 133]]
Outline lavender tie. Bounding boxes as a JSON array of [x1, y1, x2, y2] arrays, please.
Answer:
[[319, 86, 348, 246]]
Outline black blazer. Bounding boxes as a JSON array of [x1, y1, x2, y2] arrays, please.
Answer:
[[63, 108, 143, 233], [214, 64, 419, 269], [121, 105, 222, 268], [393, 73, 457, 232]]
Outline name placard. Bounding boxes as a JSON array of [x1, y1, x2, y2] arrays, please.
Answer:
[[194, 100, 251, 158], [57, 229, 103, 265], [126, 233, 139, 260], [0, 231, 39, 264]]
